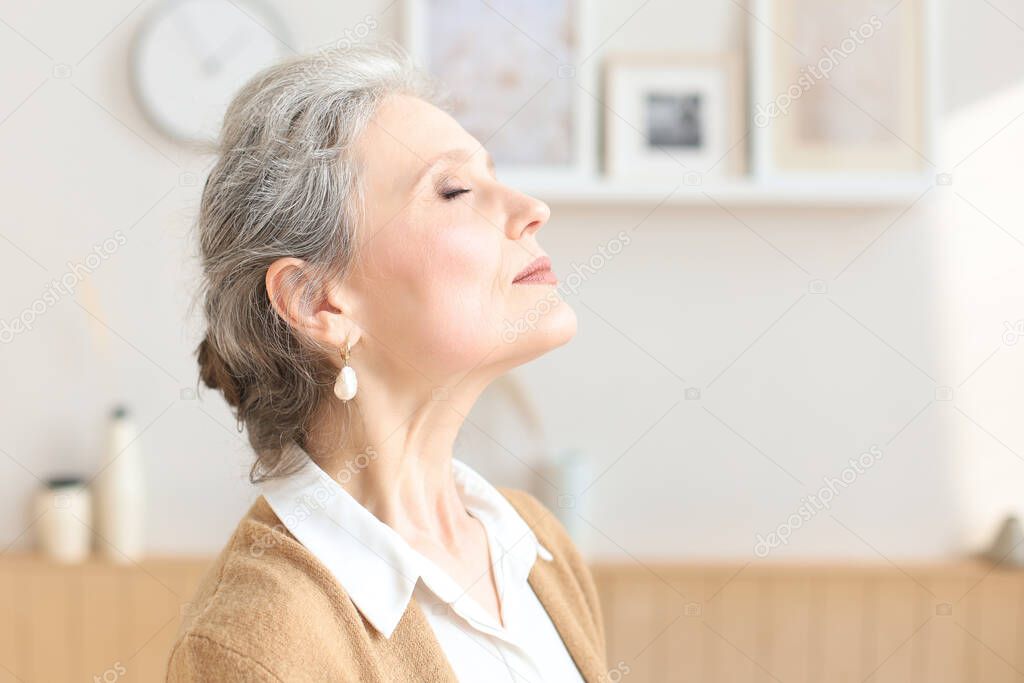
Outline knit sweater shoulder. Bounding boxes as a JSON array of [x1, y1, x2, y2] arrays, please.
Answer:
[[165, 488, 608, 682]]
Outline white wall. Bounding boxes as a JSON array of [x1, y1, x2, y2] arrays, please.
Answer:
[[1, 0, 1022, 562]]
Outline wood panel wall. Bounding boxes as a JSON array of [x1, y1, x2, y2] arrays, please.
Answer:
[[1, 556, 1021, 682]]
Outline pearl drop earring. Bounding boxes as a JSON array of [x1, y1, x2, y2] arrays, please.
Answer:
[[333, 343, 358, 401]]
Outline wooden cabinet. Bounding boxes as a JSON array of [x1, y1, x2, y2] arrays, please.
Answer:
[[0, 555, 207, 682], [592, 562, 1024, 683], [1, 556, 1020, 682]]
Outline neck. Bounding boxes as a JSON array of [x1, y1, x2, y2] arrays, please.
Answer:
[[306, 363, 495, 544]]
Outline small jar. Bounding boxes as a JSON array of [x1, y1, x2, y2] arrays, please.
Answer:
[[33, 476, 92, 564]]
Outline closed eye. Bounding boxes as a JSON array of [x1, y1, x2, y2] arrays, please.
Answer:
[[441, 187, 471, 201]]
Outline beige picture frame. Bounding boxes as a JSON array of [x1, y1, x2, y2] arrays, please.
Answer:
[[750, 0, 933, 179], [401, 0, 598, 182], [603, 52, 747, 182]]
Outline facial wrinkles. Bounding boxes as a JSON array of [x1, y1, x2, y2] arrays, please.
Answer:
[[429, 209, 496, 335], [488, 236, 507, 325], [464, 187, 511, 329]]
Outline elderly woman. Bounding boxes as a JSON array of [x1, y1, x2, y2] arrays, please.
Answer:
[[167, 42, 606, 682]]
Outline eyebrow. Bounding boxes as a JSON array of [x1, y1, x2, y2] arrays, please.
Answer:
[[412, 148, 496, 190]]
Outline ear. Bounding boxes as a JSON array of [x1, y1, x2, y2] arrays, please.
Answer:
[[265, 257, 362, 353]]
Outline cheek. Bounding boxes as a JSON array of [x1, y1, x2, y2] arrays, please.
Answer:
[[429, 224, 501, 296], [370, 221, 505, 365], [424, 226, 505, 333]]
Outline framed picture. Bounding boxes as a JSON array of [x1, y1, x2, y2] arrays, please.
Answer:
[[603, 53, 746, 182], [749, 0, 936, 181], [402, 0, 596, 181]]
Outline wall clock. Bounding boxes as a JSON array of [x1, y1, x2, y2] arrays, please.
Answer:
[[131, 0, 291, 144]]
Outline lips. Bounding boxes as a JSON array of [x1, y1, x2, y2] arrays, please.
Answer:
[[513, 255, 556, 285]]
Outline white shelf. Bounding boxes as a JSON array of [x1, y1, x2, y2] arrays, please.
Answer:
[[504, 176, 934, 208]]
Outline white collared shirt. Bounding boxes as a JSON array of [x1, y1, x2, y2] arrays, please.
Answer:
[[261, 456, 584, 683]]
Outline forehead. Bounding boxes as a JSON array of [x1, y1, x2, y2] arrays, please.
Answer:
[[357, 94, 478, 179]]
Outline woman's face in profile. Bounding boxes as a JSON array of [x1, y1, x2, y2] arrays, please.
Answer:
[[345, 94, 577, 380]]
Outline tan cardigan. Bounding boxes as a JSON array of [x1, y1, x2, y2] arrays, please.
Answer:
[[166, 489, 608, 681]]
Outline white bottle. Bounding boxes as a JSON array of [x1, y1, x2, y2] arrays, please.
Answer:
[[93, 405, 145, 562]]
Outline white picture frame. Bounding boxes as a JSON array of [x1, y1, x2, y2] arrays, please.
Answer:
[[749, 0, 937, 183], [401, 0, 597, 183], [603, 53, 746, 182]]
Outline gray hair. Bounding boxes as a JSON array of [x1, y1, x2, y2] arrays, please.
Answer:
[[191, 40, 444, 483]]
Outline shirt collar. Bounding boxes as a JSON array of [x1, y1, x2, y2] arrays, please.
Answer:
[[260, 456, 552, 639]]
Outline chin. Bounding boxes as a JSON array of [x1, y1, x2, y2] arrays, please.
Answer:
[[498, 296, 578, 366], [544, 302, 578, 348]]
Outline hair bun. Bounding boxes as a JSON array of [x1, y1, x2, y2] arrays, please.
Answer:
[[196, 335, 242, 408]]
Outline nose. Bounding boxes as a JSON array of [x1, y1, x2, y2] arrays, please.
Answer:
[[506, 189, 550, 240]]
